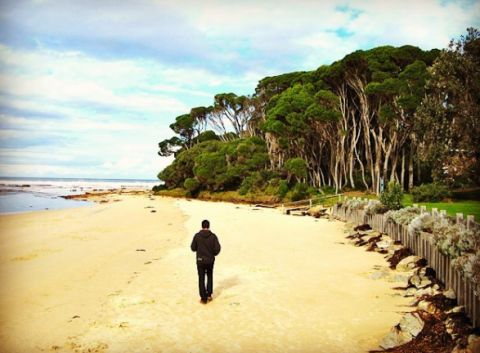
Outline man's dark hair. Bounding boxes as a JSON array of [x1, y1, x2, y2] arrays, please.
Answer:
[[202, 219, 210, 229]]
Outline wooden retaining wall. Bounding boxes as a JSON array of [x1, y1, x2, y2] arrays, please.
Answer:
[[332, 202, 480, 327]]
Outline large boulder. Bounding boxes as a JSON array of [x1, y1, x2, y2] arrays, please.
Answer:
[[379, 312, 424, 350], [376, 236, 393, 251], [399, 312, 425, 337], [396, 255, 422, 272], [444, 288, 456, 300], [379, 326, 413, 350], [417, 300, 437, 314], [409, 274, 432, 289]]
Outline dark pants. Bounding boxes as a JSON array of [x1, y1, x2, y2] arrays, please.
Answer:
[[197, 262, 214, 300]]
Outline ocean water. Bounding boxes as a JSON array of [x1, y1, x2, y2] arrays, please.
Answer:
[[0, 177, 159, 214]]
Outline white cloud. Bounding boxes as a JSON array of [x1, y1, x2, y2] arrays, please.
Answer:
[[0, 0, 478, 179]]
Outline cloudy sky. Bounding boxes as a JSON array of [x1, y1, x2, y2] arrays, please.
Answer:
[[0, 0, 478, 180]]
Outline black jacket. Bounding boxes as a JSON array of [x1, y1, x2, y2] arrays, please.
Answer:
[[190, 230, 221, 264]]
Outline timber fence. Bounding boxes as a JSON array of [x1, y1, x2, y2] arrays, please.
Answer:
[[332, 198, 480, 327]]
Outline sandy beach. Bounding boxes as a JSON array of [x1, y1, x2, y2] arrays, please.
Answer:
[[0, 194, 411, 353]]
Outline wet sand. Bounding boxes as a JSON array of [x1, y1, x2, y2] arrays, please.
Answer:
[[0, 195, 410, 353]]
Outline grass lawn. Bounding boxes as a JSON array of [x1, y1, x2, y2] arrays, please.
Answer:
[[402, 194, 480, 221], [335, 190, 480, 221]]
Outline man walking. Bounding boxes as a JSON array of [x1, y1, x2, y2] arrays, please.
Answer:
[[190, 220, 221, 304]]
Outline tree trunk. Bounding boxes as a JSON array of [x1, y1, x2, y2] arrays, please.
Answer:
[[400, 148, 406, 189], [408, 145, 414, 190]]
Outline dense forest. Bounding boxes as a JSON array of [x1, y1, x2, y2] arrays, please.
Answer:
[[156, 28, 480, 201]]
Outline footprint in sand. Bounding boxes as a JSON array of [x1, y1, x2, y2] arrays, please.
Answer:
[[67, 315, 81, 323]]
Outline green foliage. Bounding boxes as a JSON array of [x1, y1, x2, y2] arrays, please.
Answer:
[[380, 181, 404, 210], [284, 158, 308, 182], [290, 183, 310, 201], [343, 198, 369, 210], [277, 180, 289, 199], [320, 185, 336, 195], [256, 71, 310, 100], [193, 130, 219, 143], [364, 200, 390, 215], [183, 178, 200, 195], [386, 206, 421, 225], [158, 136, 182, 157], [152, 184, 166, 192], [415, 28, 480, 185], [411, 183, 451, 202], [239, 172, 263, 195], [158, 137, 269, 193]]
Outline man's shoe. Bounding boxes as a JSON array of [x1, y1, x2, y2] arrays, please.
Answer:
[[200, 298, 208, 304], [208, 296, 213, 302]]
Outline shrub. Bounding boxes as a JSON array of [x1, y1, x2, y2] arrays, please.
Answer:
[[277, 180, 289, 199], [284, 158, 307, 182], [411, 182, 451, 202], [152, 184, 166, 192], [385, 206, 421, 225], [320, 185, 336, 195], [407, 213, 434, 236], [291, 183, 309, 201], [432, 217, 480, 258], [183, 178, 200, 195], [365, 200, 390, 216], [380, 181, 403, 210], [238, 172, 264, 195], [344, 198, 368, 210]]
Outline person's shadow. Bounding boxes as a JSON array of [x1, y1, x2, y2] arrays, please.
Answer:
[[214, 275, 240, 298]]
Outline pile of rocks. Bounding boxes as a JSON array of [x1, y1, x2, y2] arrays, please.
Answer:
[[343, 223, 480, 353]]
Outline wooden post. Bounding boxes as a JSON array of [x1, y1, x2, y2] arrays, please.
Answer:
[[440, 210, 447, 218], [456, 213, 464, 225], [420, 205, 427, 213], [466, 215, 475, 230], [432, 208, 438, 218], [309, 199, 312, 207]]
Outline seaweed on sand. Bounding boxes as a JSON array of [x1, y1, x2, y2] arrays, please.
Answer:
[[388, 248, 414, 269], [354, 223, 372, 231], [370, 311, 454, 353]]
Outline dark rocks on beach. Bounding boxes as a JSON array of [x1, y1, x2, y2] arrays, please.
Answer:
[[354, 223, 372, 231], [375, 311, 455, 353], [150, 210, 156, 213], [136, 249, 146, 252], [379, 312, 425, 349], [396, 255, 422, 272], [341, 222, 478, 353], [415, 294, 457, 312], [388, 248, 414, 269]]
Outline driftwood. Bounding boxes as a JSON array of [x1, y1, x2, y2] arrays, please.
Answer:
[[254, 204, 276, 209], [285, 206, 309, 215]]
